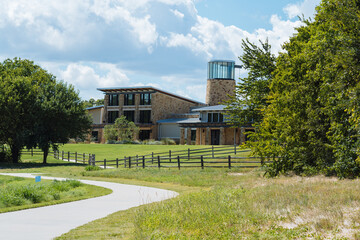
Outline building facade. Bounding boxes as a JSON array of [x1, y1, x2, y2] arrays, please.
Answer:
[[87, 60, 254, 145], [91, 87, 204, 143]]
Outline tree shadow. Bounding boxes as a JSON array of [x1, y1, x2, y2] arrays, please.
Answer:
[[0, 162, 85, 170]]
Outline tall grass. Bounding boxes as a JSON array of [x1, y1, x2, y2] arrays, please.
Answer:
[[0, 176, 85, 209]]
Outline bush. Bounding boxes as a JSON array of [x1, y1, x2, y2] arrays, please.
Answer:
[[106, 140, 116, 144], [161, 138, 176, 145], [144, 140, 163, 145], [0, 146, 11, 163], [84, 165, 102, 171]]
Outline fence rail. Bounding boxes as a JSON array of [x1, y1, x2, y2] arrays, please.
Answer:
[[21, 149, 95, 165], [22, 145, 273, 170]]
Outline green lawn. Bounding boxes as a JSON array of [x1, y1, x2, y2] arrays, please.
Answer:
[[57, 144, 238, 160], [1, 144, 359, 239]]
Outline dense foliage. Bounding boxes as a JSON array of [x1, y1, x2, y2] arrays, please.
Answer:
[[0, 58, 91, 163], [226, 38, 276, 127], [83, 98, 104, 108], [230, 0, 360, 178]]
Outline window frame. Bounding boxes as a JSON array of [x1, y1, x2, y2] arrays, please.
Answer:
[[124, 93, 135, 106]]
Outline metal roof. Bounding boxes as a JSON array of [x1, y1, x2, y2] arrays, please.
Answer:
[[191, 105, 227, 112], [86, 105, 104, 110], [97, 86, 205, 105], [157, 118, 201, 124]]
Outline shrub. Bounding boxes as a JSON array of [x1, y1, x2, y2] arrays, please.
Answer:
[[85, 165, 102, 171], [106, 140, 116, 144], [0, 146, 11, 163], [161, 138, 176, 145]]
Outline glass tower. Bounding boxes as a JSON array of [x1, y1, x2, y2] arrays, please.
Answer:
[[208, 60, 235, 80]]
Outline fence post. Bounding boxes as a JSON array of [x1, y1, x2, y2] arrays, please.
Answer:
[[158, 156, 161, 168], [177, 156, 180, 170], [124, 156, 127, 168], [88, 154, 91, 165], [83, 153, 85, 164], [152, 152, 154, 164], [104, 159, 106, 169], [169, 150, 171, 163], [142, 156, 145, 169], [188, 148, 190, 160], [129, 157, 131, 168], [136, 155, 138, 167], [234, 145, 237, 155], [228, 155, 231, 169], [68, 152, 70, 162], [212, 146, 214, 158], [93, 154, 96, 166], [201, 155, 204, 169], [31, 148, 33, 157], [62, 151, 64, 161], [116, 158, 119, 168], [75, 152, 77, 163]]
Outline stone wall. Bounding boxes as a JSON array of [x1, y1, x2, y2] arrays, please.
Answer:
[[205, 79, 235, 105], [151, 92, 203, 124]]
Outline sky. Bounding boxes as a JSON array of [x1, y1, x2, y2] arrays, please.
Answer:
[[0, 0, 321, 103]]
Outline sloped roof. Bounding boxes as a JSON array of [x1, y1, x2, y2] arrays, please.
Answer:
[[97, 86, 204, 105], [157, 118, 201, 124], [192, 105, 227, 112], [86, 105, 104, 110]]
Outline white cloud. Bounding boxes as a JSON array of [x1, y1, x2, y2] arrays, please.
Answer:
[[170, 9, 185, 19], [162, 13, 303, 61], [60, 63, 129, 89], [284, 0, 321, 19]]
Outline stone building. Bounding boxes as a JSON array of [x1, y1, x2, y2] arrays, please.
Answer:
[[167, 60, 254, 145], [87, 60, 254, 145], [89, 87, 204, 143]]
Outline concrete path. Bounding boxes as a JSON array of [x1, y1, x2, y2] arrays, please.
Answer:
[[0, 173, 178, 240]]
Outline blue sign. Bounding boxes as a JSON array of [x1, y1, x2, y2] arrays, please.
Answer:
[[35, 176, 41, 182]]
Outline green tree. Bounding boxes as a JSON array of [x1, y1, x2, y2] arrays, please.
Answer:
[[251, 0, 360, 178], [104, 116, 139, 142], [83, 98, 104, 108], [0, 58, 91, 163], [0, 59, 44, 163], [33, 81, 92, 163], [226, 38, 276, 127]]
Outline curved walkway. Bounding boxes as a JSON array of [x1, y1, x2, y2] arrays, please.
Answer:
[[0, 173, 178, 240]]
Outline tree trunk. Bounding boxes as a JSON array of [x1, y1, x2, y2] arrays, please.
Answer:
[[10, 145, 21, 164], [43, 147, 49, 164]]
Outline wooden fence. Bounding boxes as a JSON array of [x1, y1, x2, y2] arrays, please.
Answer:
[[22, 149, 95, 165], [90, 145, 272, 169], [22, 145, 272, 169]]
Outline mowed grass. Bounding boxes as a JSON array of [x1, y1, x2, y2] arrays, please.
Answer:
[[0, 175, 111, 213], [58, 144, 236, 160]]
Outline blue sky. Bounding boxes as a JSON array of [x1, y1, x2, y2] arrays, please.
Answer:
[[0, 0, 320, 102]]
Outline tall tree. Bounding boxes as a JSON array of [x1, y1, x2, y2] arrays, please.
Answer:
[[251, 0, 360, 178], [226, 38, 276, 127], [33, 81, 92, 163], [0, 58, 91, 163], [0, 59, 45, 163]]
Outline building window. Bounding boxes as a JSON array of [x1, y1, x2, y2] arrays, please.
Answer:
[[191, 130, 196, 141], [208, 113, 224, 123], [123, 110, 135, 122], [124, 94, 135, 105], [108, 94, 119, 106], [91, 131, 99, 142], [140, 110, 151, 123], [140, 93, 151, 105], [108, 111, 119, 124]]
